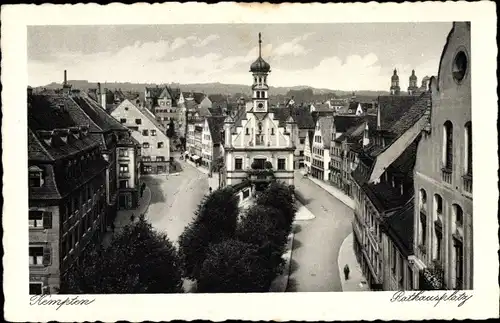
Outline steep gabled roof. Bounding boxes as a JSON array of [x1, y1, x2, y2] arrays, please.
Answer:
[[334, 115, 367, 133], [146, 86, 164, 98], [207, 116, 226, 145], [71, 94, 128, 132], [377, 95, 421, 130]]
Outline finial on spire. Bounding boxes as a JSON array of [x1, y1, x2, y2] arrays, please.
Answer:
[[258, 32, 262, 57]]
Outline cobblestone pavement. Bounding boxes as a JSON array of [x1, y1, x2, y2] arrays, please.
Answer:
[[143, 161, 209, 246], [287, 173, 354, 292]]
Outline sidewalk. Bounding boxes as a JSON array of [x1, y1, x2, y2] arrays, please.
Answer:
[[269, 231, 294, 292], [102, 186, 152, 248], [300, 171, 355, 210], [337, 233, 370, 291]]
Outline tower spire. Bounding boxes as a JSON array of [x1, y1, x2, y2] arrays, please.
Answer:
[[258, 32, 262, 57]]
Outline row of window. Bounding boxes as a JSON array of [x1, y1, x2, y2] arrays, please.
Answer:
[[141, 156, 166, 162], [312, 147, 325, 156], [312, 159, 324, 168], [233, 158, 287, 170], [254, 76, 267, 85], [29, 211, 52, 229], [141, 129, 157, 136], [120, 118, 142, 125], [254, 91, 267, 99], [418, 189, 465, 287], [142, 142, 164, 149]]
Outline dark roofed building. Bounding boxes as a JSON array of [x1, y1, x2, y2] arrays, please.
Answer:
[[28, 92, 110, 295], [377, 95, 421, 130], [382, 200, 415, 256]]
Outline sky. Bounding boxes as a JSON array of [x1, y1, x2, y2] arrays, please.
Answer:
[[28, 23, 452, 91]]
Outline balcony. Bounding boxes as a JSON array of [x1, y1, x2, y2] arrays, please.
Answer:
[[119, 172, 131, 179], [247, 169, 275, 182], [420, 259, 444, 290], [441, 167, 452, 184], [462, 174, 472, 194]]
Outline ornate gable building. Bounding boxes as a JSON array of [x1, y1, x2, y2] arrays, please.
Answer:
[[221, 33, 295, 188]]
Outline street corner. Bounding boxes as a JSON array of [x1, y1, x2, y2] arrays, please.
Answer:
[[295, 201, 316, 221]]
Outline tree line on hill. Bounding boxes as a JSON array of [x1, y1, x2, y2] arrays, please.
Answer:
[[59, 182, 296, 294]]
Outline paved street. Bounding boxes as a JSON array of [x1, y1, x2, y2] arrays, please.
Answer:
[[143, 160, 209, 246], [287, 173, 354, 292]]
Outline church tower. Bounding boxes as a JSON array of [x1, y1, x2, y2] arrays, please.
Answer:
[[390, 68, 400, 96], [250, 33, 271, 113], [408, 69, 419, 95]]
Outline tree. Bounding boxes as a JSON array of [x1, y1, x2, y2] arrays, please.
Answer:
[[197, 239, 270, 293], [166, 119, 176, 138], [256, 182, 297, 233], [237, 205, 289, 284], [178, 187, 240, 280], [60, 215, 182, 294]]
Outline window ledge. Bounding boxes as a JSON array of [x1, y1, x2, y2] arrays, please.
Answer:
[[441, 167, 452, 174]]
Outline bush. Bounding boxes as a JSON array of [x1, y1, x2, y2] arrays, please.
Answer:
[[60, 216, 182, 294], [197, 239, 270, 293]]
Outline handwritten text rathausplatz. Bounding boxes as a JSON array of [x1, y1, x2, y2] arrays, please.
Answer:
[[390, 290, 473, 307]]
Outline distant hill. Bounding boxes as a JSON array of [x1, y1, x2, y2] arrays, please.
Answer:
[[36, 80, 390, 100]]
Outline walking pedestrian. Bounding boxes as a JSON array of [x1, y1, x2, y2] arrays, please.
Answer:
[[344, 264, 350, 280], [130, 214, 135, 223], [209, 187, 213, 194]]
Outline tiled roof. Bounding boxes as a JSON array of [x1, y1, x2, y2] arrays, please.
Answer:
[[193, 92, 206, 104], [377, 95, 421, 130], [185, 100, 198, 110], [208, 94, 227, 104], [388, 92, 430, 139], [207, 116, 226, 144], [383, 200, 415, 256], [318, 116, 334, 149], [293, 106, 315, 129], [146, 86, 164, 98], [334, 115, 366, 133], [159, 88, 172, 99], [28, 95, 104, 161], [71, 94, 128, 132], [29, 164, 61, 200], [208, 106, 224, 116], [313, 103, 332, 112], [356, 136, 419, 213], [28, 128, 52, 161]]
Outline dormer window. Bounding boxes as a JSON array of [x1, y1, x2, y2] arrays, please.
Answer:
[[29, 166, 44, 188]]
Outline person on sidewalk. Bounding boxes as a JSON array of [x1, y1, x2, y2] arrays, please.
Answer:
[[344, 264, 350, 280], [130, 214, 135, 223]]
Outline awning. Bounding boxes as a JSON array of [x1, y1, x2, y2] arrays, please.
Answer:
[[192, 155, 200, 160]]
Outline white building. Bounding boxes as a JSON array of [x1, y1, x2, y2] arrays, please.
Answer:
[[310, 116, 333, 181], [222, 33, 295, 188], [111, 99, 171, 174]]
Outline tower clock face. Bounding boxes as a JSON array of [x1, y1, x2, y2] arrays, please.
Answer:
[[258, 103, 264, 109]]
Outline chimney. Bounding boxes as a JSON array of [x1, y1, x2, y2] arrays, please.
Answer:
[[101, 88, 107, 110], [97, 82, 102, 105], [363, 122, 370, 147], [376, 104, 381, 130], [64, 70, 67, 85]]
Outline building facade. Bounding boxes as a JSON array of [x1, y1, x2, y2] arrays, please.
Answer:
[[222, 33, 295, 188], [111, 99, 171, 174], [28, 93, 108, 294], [201, 116, 226, 172], [310, 116, 333, 181], [409, 22, 472, 290]]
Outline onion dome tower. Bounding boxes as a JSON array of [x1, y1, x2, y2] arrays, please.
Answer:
[[250, 33, 271, 113], [408, 69, 419, 95], [390, 68, 401, 96]]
